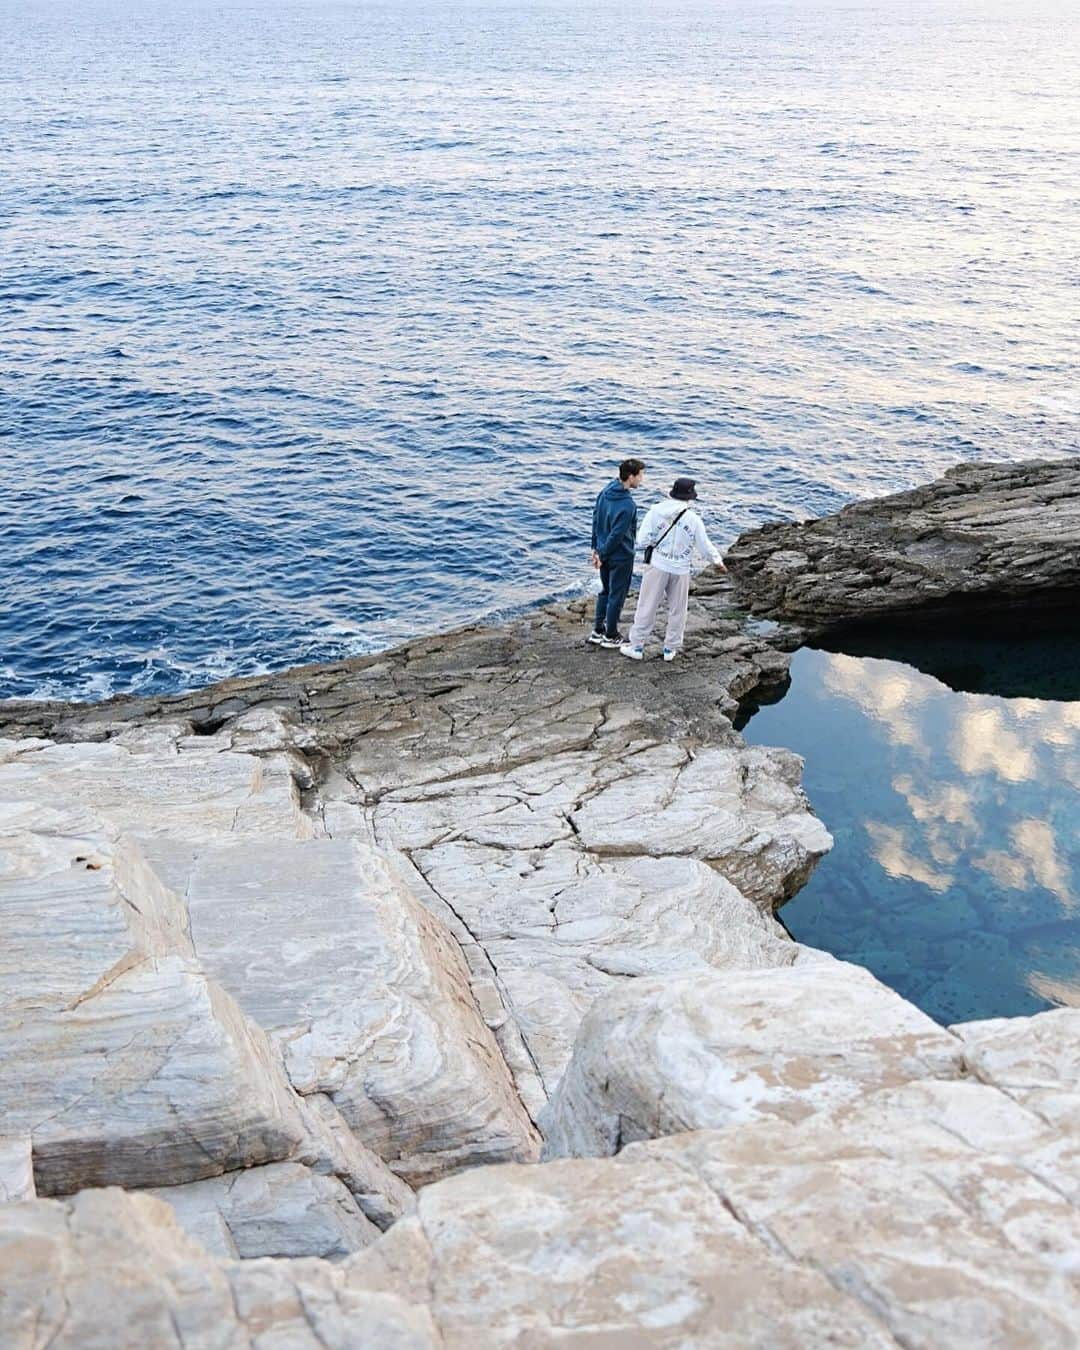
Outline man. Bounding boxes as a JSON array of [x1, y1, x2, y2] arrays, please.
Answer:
[[589, 457, 646, 648], [620, 476, 725, 662]]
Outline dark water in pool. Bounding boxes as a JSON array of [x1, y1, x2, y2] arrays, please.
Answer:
[[741, 639, 1080, 1025]]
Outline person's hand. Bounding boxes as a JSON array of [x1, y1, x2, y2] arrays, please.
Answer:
[[712, 559, 728, 573], [590, 549, 601, 570]]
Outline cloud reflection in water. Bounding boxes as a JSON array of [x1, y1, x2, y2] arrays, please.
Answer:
[[742, 647, 1079, 1023]]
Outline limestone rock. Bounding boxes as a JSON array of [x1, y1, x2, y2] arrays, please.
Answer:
[[953, 1005, 1080, 1092], [408, 844, 796, 1091], [136, 835, 540, 1186], [147, 1162, 379, 1260], [374, 740, 830, 913], [570, 742, 833, 907], [7, 1072, 1080, 1347], [295, 1093, 415, 1231], [11, 953, 307, 1195], [347, 677, 614, 799], [952, 1006, 1080, 1135], [343, 1149, 895, 1347], [0, 585, 816, 1198], [726, 458, 1080, 630], [541, 959, 964, 1157], [644, 1127, 1080, 1348], [684, 1071, 1080, 1232], [0, 806, 306, 1195], [366, 734, 824, 1101], [0, 1189, 436, 1349], [0, 729, 316, 842], [0, 1138, 34, 1202]]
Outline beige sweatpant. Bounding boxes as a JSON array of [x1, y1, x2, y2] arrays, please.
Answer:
[[627, 566, 692, 650]]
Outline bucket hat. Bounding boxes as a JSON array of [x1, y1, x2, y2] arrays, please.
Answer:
[[669, 477, 698, 501]]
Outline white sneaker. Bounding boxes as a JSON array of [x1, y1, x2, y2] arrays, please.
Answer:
[[620, 643, 644, 661], [662, 648, 678, 662]]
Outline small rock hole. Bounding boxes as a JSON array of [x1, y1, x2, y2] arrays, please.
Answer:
[[191, 716, 228, 736]]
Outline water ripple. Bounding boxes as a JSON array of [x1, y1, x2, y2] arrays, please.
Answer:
[[1, 0, 1078, 700]]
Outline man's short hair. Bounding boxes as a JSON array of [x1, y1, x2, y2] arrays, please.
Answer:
[[619, 458, 646, 481]]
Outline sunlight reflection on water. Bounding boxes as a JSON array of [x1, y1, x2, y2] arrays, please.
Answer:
[[2, 0, 1078, 699]]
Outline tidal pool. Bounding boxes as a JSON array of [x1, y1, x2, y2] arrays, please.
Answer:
[[740, 636, 1080, 1025]]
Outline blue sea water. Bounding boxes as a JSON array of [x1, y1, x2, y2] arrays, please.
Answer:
[[2, 0, 1078, 701]]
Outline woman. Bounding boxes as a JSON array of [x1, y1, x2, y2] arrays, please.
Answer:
[[620, 477, 726, 662]]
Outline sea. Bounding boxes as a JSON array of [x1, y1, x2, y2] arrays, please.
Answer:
[[2, 0, 1078, 702]]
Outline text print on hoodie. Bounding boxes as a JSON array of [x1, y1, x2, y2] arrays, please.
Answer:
[[636, 497, 723, 575]]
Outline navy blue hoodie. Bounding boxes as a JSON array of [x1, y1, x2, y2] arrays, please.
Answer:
[[591, 479, 637, 565]]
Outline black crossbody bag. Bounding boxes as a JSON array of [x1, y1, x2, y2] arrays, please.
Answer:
[[643, 509, 688, 565]]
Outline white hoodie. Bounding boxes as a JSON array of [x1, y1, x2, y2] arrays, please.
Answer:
[[636, 497, 722, 575]]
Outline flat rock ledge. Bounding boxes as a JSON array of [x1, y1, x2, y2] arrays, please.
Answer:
[[726, 457, 1080, 634], [2, 513, 1079, 1343]]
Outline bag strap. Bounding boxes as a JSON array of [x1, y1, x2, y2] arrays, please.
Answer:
[[653, 508, 688, 550]]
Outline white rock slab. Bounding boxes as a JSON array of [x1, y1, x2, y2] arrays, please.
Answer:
[[138, 835, 540, 1186], [571, 743, 833, 907], [7, 1099, 1080, 1348], [0, 800, 189, 995], [344, 1148, 895, 1347], [0, 1137, 34, 1202], [0, 731, 315, 842], [412, 843, 796, 1090], [363, 736, 828, 1103], [652, 1130, 1080, 1348], [953, 1007, 1080, 1087], [9, 954, 307, 1195], [1, 805, 306, 1195], [0, 1189, 437, 1349], [147, 1162, 379, 1260], [629, 1075, 1080, 1272], [542, 959, 964, 1157], [952, 1006, 1080, 1171]]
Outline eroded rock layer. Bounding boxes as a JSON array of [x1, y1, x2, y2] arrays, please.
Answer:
[[726, 458, 1080, 632]]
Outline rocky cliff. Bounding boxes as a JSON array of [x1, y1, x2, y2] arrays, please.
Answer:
[[726, 458, 1080, 634]]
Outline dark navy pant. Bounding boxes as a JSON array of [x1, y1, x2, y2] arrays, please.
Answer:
[[594, 556, 633, 638]]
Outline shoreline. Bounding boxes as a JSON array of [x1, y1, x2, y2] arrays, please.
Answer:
[[0, 572, 795, 748], [4, 459, 1079, 1343]]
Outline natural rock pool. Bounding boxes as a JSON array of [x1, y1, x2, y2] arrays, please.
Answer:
[[740, 633, 1080, 1025]]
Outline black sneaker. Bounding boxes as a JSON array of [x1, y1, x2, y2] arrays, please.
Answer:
[[599, 632, 625, 649], [587, 630, 606, 645]]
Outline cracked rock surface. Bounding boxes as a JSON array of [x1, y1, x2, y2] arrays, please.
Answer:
[[1, 581, 807, 1264], [726, 458, 1080, 632], [7, 1034, 1080, 1350], [2, 550, 1078, 1340]]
